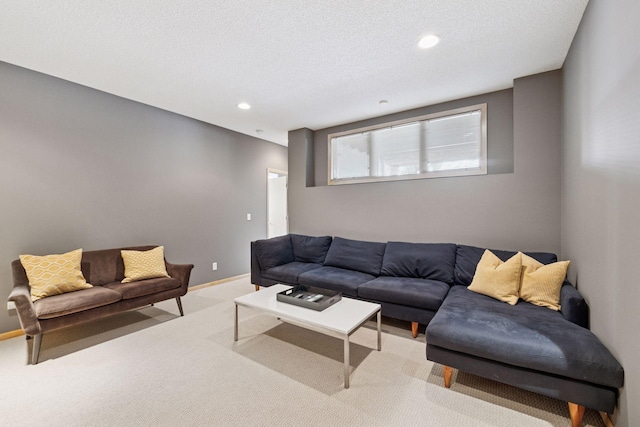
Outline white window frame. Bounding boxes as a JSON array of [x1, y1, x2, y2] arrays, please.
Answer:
[[328, 103, 488, 185]]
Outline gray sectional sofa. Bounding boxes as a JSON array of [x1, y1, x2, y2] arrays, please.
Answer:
[[251, 234, 624, 426]]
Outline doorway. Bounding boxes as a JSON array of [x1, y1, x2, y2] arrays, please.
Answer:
[[267, 169, 288, 238]]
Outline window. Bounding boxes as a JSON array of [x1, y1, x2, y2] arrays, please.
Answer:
[[328, 104, 487, 185]]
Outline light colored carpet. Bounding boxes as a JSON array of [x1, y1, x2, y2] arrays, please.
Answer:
[[0, 277, 605, 426]]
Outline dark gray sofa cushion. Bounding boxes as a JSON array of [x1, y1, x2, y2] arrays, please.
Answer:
[[358, 277, 450, 311], [291, 234, 332, 263], [323, 237, 386, 276], [454, 244, 558, 286], [426, 286, 624, 389], [253, 235, 294, 270], [298, 266, 374, 297], [262, 262, 323, 285], [381, 242, 456, 284]]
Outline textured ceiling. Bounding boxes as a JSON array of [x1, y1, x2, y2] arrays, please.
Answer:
[[0, 1, 588, 146]]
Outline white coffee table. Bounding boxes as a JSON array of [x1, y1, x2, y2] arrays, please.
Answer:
[[234, 284, 382, 388]]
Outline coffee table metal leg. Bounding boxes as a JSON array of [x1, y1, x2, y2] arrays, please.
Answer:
[[377, 309, 382, 351], [234, 303, 238, 342], [344, 335, 350, 389]]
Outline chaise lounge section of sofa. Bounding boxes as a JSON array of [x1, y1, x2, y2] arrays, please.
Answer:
[[426, 244, 624, 427], [9, 245, 193, 364]]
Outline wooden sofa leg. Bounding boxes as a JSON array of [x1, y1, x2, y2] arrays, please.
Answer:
[[31, 334, 42, 365], [255, 285, 260, 291], [411, 321, 419, 338], [443, 365, 453, 388], [568, 402, 585, 427], [175, 297, 184, 317]]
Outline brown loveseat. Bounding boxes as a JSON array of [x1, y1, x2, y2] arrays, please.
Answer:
[[8, 245, 193, 364]]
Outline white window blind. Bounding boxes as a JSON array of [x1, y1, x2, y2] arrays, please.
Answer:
[[329, 104, 486, 185], [423, 110, 482, 172]]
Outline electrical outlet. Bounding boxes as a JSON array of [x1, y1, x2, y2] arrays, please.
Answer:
[[212, 262, 218, 271], [7, 301, 16, 311], [246, 213, 251, 221]]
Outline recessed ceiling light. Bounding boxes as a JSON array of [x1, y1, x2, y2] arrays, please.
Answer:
[[418, 34, 440, 49], [256, 129, 264, 134], [237, 103, 251, 110], [379, 100, 388, 106]]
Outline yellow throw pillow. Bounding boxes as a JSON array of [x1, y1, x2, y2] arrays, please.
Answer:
[[20, 248, 92, 301], [468, 250, 522, 305], [519, 253, 570, 311], [121, 246, 170, 283]]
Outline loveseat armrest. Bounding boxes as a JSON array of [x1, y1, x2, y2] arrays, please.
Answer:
[[165, 262, 194, 293], [8, 285, 41, 336], [560, 282, 589, 329]]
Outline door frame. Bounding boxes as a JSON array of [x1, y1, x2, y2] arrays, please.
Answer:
[[266, 168, 288, 238]]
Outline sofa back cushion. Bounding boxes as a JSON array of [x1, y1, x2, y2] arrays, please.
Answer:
[[454, 244, 557, 286], [253, 235, 294, 270], [380, 242, 457, 285], [323, 237, 386, 276], [82, 246, 157, 286], [291, 234, 332, 263]]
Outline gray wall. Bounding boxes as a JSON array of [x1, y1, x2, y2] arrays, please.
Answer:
[[289, 71, 562, 254], [0, 61, 287, 333], [562, 1, 640, 425]]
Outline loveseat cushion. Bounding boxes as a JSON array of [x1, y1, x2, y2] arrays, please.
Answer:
[[358, 277, 450, 311], [426, 286, 624, 389], [104, 277, 181, 300], [34, 287, 122, 319], [298, 266, 374, 297], [20, 248, 94, 301], [80, 246, 158, 285], [253, 235, 294, 270], [262, 262, 323, 285], [380, 242, 456, 284], [323, 237, 386, 276], [291, 234, 332, 263], [454, 245, 557, 287], [121, 246, 170, 283]]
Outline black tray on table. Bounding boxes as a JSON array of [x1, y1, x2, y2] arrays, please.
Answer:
[[276, 285, 342, 311]]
